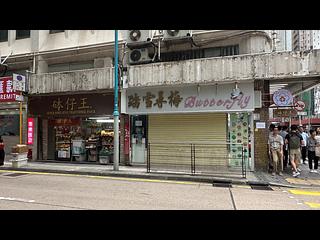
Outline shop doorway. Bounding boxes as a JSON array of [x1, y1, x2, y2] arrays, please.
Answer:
[[131, 115, 147, 164]]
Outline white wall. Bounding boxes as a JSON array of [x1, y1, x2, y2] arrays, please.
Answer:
[[0, 30, 126, 58], [0, 30, 31, 56]]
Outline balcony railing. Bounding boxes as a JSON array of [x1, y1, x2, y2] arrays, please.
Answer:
[[128, 50, 320, 88], [29, 67, 114, 94]]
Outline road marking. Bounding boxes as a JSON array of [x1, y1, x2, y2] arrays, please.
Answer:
[[289, 189, 320, 196], [0, 196, 35, 203], [0, 169, 198, 185], [286, 178, 320, 186], [305, 202, 320, 208], [285, 178, 312, 185]]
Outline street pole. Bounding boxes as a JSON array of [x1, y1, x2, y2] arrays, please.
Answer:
[[308, 89, 311, 130], [19, 102, 22, 144], [113, 30, 119, 171]]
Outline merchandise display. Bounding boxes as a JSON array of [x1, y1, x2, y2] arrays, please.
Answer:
[[53, 117, 114, 164]]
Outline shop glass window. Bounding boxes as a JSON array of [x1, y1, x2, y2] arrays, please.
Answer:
[[16, 30, 31, 40], [49, 30, 65, 34], [0, 30, 8, 42]]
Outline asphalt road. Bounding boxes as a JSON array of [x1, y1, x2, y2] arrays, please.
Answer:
[[0, 170, 319, 210]]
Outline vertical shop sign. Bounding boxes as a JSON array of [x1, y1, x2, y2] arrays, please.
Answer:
[[27, 118, 34, 145], [124, 115, 130, 155]]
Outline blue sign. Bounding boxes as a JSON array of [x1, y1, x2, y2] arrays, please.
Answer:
[[273, 89, 293, 106]]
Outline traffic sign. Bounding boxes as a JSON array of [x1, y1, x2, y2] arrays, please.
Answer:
[[294, 100, 306, 111]]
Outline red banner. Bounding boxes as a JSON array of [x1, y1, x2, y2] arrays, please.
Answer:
[[0, 76, 21, 102], [124, 115, 130, 155]]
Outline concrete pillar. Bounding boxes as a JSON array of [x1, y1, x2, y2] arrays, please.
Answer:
[[36, 55, 48, 73], [8, 30, 16, 46], [30, 30, 39, 52], [253, 80, 271, 171]]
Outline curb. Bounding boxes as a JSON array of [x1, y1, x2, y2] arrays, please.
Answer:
[[1, 166, 308, 188], [1, 166, 251, 185]]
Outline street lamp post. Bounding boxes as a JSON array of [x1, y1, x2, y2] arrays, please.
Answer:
[[113, 30, 119, 171]]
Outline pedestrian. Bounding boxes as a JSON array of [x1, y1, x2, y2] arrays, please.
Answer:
[[268, 123, 276, 172], [279, 125, 289, 169], [285, 125, 304, 177], [268, 126, 284, 176], [0, 136, 5, 166], [315, 127, 320, 165], [307, 129, 319, 173], [298, 125, 308, 164]]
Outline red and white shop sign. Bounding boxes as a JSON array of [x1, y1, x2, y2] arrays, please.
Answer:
[[27, 118, 34, 145], [0, 76, 22, 102]]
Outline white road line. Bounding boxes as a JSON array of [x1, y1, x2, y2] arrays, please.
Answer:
[[0, 196, 35, 203]]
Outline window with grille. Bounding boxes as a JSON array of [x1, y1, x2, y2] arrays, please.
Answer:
[[16, 30, 30, 39], [0, 30, 8, 42], [49, 30, 65, 34], [159, 45, 239, 63]]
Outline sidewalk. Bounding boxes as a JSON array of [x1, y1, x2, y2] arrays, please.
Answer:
[[254, 162, 320, 188], [1, 160, 319, 188]]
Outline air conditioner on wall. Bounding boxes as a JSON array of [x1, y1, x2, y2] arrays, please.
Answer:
[[126, 30, 153, 47], [128, 48, 152, 65], [163, 30, 192, 40]]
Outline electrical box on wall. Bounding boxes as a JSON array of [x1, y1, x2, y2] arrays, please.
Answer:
[[126, 30, 153, 47], [128, 48, 152, 65]]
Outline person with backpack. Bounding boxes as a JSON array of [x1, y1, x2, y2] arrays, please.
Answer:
[[268, 126, 284, 176], [0, 137, 5, 166], [307, 129, 319, 173], [285, 125, 304, 177]]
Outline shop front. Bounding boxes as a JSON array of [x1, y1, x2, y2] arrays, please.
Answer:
[[126, 82, 255, 171], [0, 76, 27, 159], [28, 92, 117, 164]]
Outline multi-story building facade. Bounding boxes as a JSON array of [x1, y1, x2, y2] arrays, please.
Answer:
[[1, 30, 319, 175], [292, 30, 320, 51]]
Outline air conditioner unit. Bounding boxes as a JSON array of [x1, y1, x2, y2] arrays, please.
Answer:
[[128, 48, 152, 65], [127, 30, 153, 47], [163, 30, 192, 40]]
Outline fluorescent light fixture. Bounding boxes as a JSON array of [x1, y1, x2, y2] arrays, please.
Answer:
[[96, 119, 120, 123], [96, 119, 113, 123], [88, 117, 111, 120]]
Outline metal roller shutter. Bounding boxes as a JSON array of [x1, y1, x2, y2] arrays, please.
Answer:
[[148, 113, 228, 169]]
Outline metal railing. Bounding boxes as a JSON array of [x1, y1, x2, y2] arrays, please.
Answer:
[[147, 141, 247, 178]]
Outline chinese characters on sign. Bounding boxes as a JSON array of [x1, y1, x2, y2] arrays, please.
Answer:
[[49, 97, 93, 115], [128, 93, 141, 109], [129, 91, 183, 109], [0, 77, 22, 102], [28, 94, 114, 117], [27, 118, 34, 145], [127, 83, 254, 114], [273, 109, 297, 118]]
